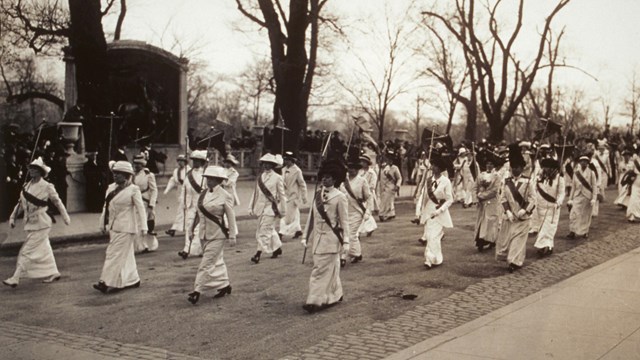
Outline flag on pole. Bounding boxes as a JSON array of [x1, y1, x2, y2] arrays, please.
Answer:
[[533, 118, 562, 141], [353, 116, 373, 133]]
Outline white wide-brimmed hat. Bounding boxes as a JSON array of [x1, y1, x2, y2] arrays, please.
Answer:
[[519, 141, 532, 148], [111, 160, 134, 175], [259, 153, 278, 164], [203, 166, 228, 179], [274, 154, 284, 168], [132, 154, 147, 165], [190, 150, 208, 161], [458, 147, 468, 155], [177, 154, 187, 162], [578, 155, 591, 162], [223, 153, 239, 165], [29, 157, 51, 177]]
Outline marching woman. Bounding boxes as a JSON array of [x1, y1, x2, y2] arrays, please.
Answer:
[[279, 151, 308, 240], [614, 149, 634, 209], [222, 153, 241, 236], [417, 154, 453, 269], [358, 155, 378, 237], [187, 166, 237, 305], [164, 154, 190, 237], [533, 158, 565, 257], [496, 145, 536, 272], [132, 154, 159, 253], [339, 159, 370, 266], [94, 161, 147, 294], [567, 155, 598, 239], [625, 150, 640, 223], [4, 158, 71, 288], [473, 152, 502, 252], [378, 154, 402, 222], [301, 160, 349, 313]]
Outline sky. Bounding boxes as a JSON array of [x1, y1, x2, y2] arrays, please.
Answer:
[[99, 0, 640, 128]]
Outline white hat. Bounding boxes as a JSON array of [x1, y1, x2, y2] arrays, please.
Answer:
[[132, 154, 147, 165], [190, 150, 208, 161], [203, 166, 228, 179], [578, 155, 590, 162], [274, 154, 284, 168], [519, 141, 532, 148], [111, 160, 134, 175], [458, 147, 468, 155], [597, 139, 607, 148], [223, 153, 239, 165], [539, 143, 550, 150], [29, 157, 51, 176], [259, 153, 278, 164], [177, 154, 187, 162]]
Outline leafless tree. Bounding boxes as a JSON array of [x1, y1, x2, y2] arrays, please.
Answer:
[[422, 0, 572, 141], [235, 0, 332, 151], [623, 71, 640, 135], [239, 58, 274, 125], [339, 3, 419, 143]]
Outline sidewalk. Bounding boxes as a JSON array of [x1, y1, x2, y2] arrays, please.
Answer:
[[386, 246, 640, 360], [0, 180, 416, 253]]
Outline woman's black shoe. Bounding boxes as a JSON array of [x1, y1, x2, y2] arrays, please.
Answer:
[[165, 229, 176, 237], [188, 291, 200, 305], [93, 281, 108, 293], [508, 263, 521, 273], [178, 251, 188, 260], [251, 251, 262, 264], [214, 285, 232, 298], [124, 281, 140, 289], [302, 304, 320, 313], [351, 255, 363, 263], [566, 232, 576, 239], [271, 247, 282, 258], [340, 259, 347, 268]]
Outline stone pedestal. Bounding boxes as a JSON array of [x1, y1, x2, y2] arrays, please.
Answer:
[[65, 153, 87, 212]]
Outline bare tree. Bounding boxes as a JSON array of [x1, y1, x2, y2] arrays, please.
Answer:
[[235, 0, 331, 151], [339, 3, 418, 143], [623, 71, 640, 135], [422, 0, 572, 141], [239, 58, 274, 125]]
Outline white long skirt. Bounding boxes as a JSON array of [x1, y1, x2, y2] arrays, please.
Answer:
[[169, 198, 186, 232], [627, 178, 640, 220], [306, 253, 343, 306], [183, 208, 203, 256], [8, 228, 59, 283], [345, 212, 364, 259], [569, 196, 593, 236], [279, 200, 301, 237], [534, 205, 560, 249], [134, 232, 158, 253], [194, 239, 229, 293], [614, 184, 630, 207], [422, 220, 444, 266], [379, 189, 396, 218], [496, 219, 529, 267], [256, 215, 282, 253], [101, 231, 140, 288]]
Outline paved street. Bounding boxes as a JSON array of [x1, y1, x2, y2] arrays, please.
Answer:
[[1, 188, 639, 359]]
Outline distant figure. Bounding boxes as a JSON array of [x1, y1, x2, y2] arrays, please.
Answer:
[[84, 152, 104, 212], [164, 154, 191, 237]]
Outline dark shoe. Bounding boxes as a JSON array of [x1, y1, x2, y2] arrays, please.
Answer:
[[178, 251, 188, 260], [379, 216, 385, 222], [251, 251, 262, 264], [424, 264, 432, 270], [410, 218, 420, 224], [582, 233, 589, 239], [165, 229, 176, 237], [340, 259, 347, 268], [42, 275, 61, 283], [278, 233, 283, 241], [188, 291, 200, 305], [148, 231, 157, 236], [366, 231, 374, 237], [529, 231, 538, 237], [93, 281, 108, 293], [213, 285, 232, 298], [139, 248, 150, 255], [2, 280, 17, 288], [566, 232, 576, 239], [488, 242, 496, 249], [387, 216, 395, 220], [508, 263, 521, 273], [351, 255, 363, 263], [271, 247, 282, 258], [124, 281, 140, 289], [302, 304, 320, 313], [292, 231, 303, 239], [418, 238, 427, 246]]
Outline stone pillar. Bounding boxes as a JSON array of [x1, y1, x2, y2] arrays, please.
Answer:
[[63, 47, 77, 113], [58, 122, 87, 212]]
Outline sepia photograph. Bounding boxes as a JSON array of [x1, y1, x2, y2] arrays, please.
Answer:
[[1, 0, 640, 359]]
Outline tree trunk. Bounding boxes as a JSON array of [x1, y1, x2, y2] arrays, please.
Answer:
[[68, 0, 110, 159], [464, 105, 477, 141], [488, 118, 506, 142]]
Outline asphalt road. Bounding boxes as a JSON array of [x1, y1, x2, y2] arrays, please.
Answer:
[[0, 191, 629, 360]]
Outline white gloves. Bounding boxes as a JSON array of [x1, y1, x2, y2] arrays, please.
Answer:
[[590, 199, 597, 207], [517, 209, 527, 218], [248, 208, 254, 217], [227, 237, 237, 247], [300, 238, 307, 248], [506, 210, 515, 222], [64, 217, 71, 226], [9, 219, 15, 228]]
